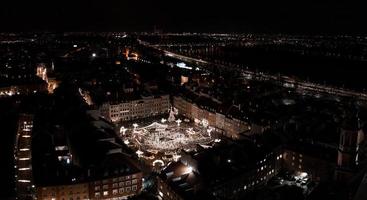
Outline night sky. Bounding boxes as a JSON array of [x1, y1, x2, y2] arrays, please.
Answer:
[[0, 1, 366, 33]]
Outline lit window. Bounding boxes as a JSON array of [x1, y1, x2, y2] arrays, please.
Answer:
[[113, 189, 118, 195], [95, 192, 100, 197], [103, 191, 108, 196]]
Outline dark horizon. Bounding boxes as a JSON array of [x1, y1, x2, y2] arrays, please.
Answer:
[[1, 1, 367, 34]]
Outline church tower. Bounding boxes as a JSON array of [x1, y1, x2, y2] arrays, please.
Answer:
[[335, 110, 365, 182]]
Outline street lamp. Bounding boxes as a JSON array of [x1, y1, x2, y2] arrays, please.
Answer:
[[176, 119, 182, 126], [133, 123, 138, 129], [120, 126, 127, 135]]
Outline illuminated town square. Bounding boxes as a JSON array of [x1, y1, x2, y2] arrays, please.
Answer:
[[119, 109, 219, 170]]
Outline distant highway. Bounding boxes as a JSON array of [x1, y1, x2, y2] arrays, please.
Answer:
[[138, 39, 367, 101]]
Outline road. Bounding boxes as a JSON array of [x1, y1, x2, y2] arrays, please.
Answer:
[[138, 39, 367, 101]]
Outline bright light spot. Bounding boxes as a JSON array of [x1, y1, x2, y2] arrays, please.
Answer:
[[176, 62, 192, 70], [18, 180, 31, 183], [152, 160, 165, 167], [136, 150, 144, 157], [19, 148, 30, 151], [124, 140, 130, 145], [227, 159, 232, 163], [120, 126, 127, 135], [92, 53, 97, 57], [186, 166, 193, 174], [214, 139, 221, 143], [73, 44, 77, 48], [300, 172, 308, 178]]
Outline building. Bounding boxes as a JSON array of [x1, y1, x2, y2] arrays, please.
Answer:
[[33, 111, 143, 200], [100, 95, 170, 122], [36, 171, 143, 200], [282, 144, 337, 182], [89, 172, 143, 200], [14, 114, 35, 200], [36, 64, 60, 94], [0, 58, 48, 97], [335, 114, 365, 182], [0, 79, 48, 97], [36, 183, 89, 200], [159, 138, 282, 200], [173, 95, 250, 139], [155, 176, 183, 200]]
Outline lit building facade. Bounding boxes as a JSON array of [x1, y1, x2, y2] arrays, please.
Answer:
[[36, 172, 143, 200], [0, 82, 48, 97], [335, 116, 365, 182], [89, 172, 143, 200], [14, 114, 35, 200], [100, 95, 170, 122], [37, 183, 89, 200], [162, 146, 283, 200], [156, 177, 183, 200], [173, 96, 250, 138], [282, 148, 335, 182]]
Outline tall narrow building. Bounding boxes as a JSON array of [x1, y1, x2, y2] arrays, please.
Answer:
[[14, 114, 35, 200], [335, 111, 365, 182]]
